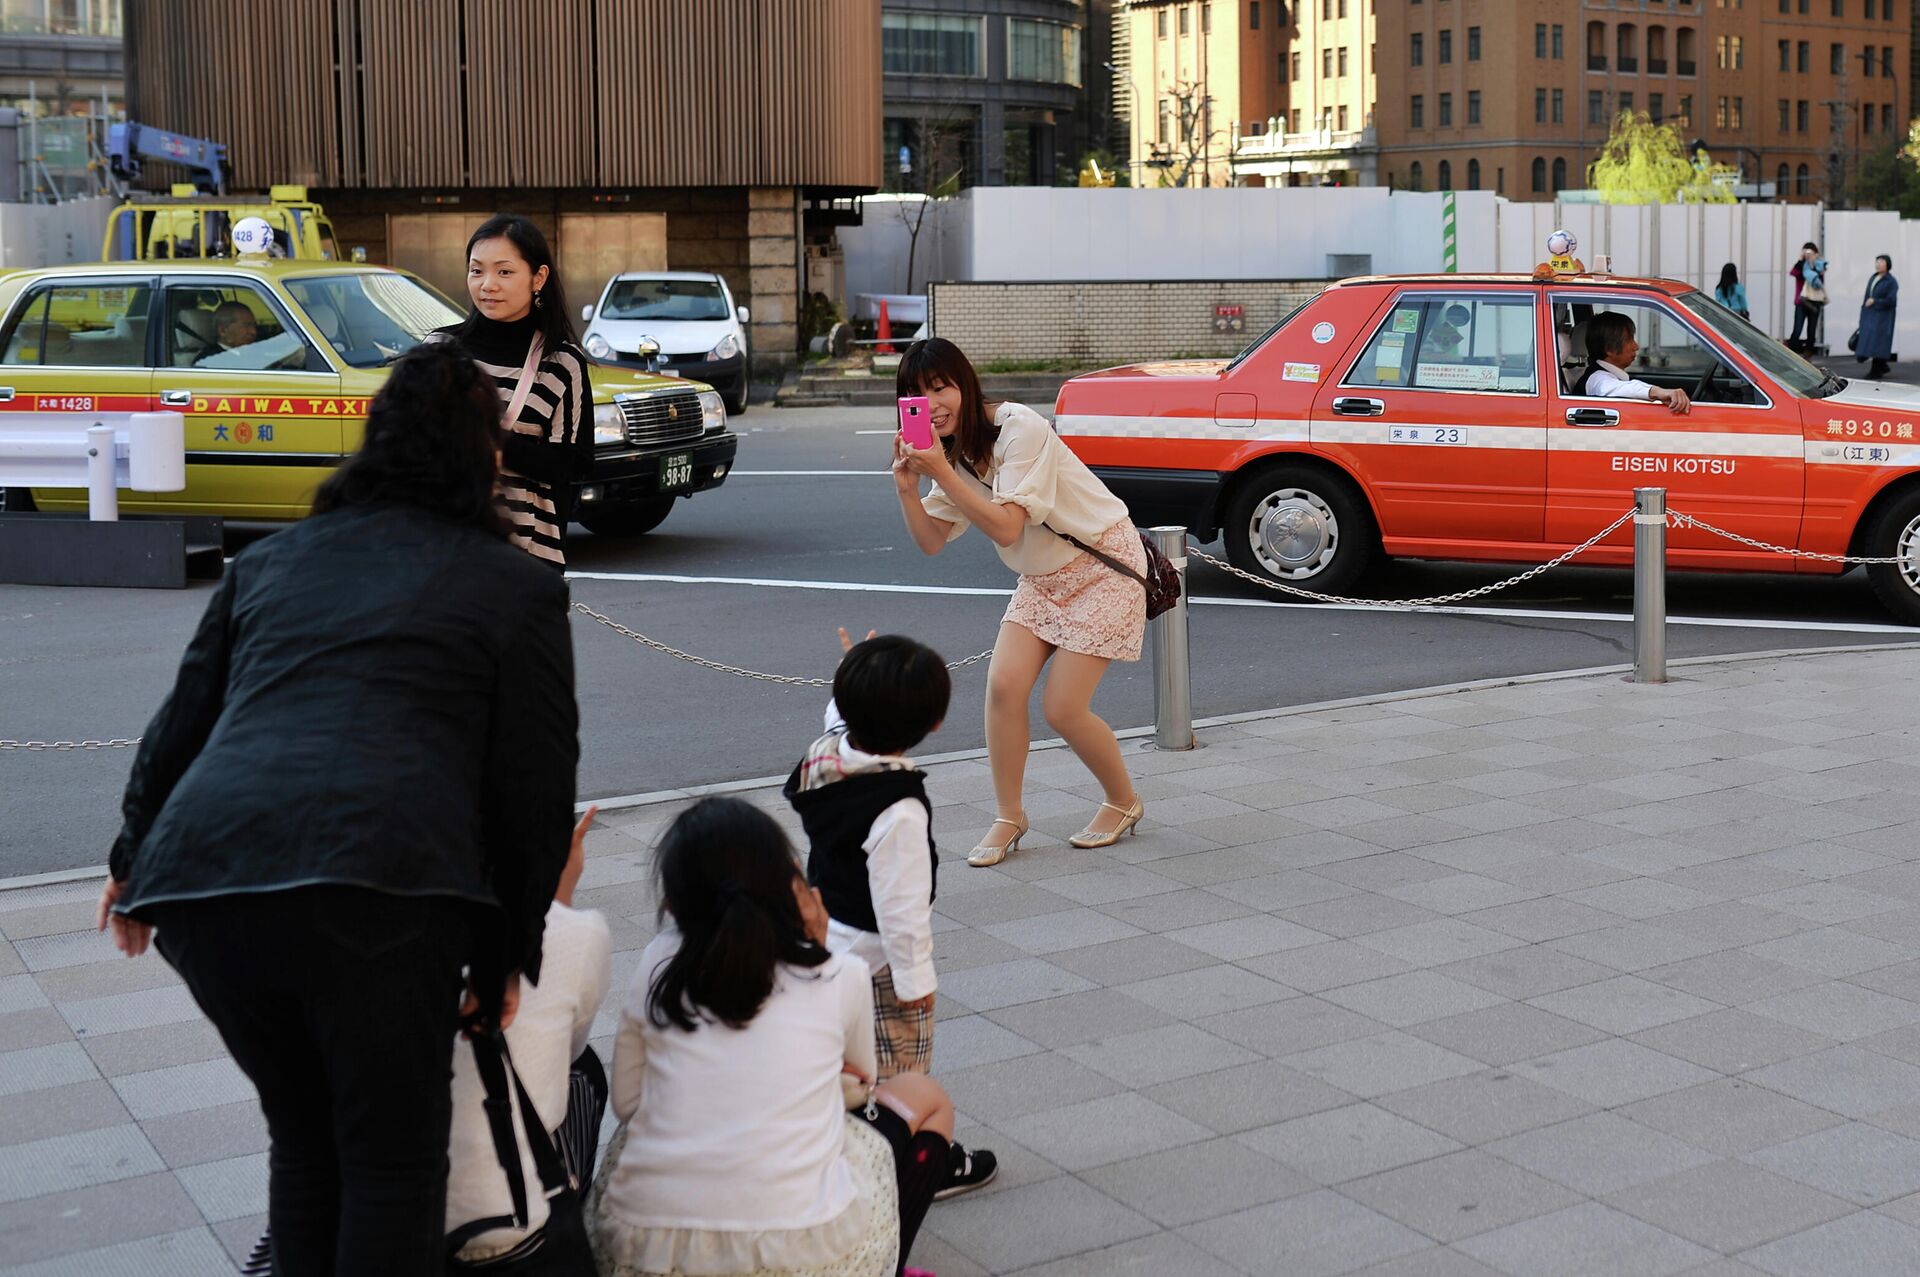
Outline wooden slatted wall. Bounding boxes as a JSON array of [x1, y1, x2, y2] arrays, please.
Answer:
[[129, 0, 881, 191]]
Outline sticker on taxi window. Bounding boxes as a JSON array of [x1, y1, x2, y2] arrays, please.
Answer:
[[1416, 363, 1500, 390], [1312, 321, 1336, 344], [1283, 362, 1321, 382], [1390, 310, 1420, 334]]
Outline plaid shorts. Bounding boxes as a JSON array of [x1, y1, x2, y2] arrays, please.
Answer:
[[872, 965, 934, 1080]]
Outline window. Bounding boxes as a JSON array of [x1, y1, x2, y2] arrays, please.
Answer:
[[1203, 2, 1212, 33], [1796, 163, 1810, 195], [1590, 90, 1606, 125], [1866, 0, 1875, 14], [2, 280, 152, 368], [1536, 23, 1546, 57], [881, 12, 985, 76], [1179, 5, 1190, 35], [1884, 46, 1895, 76], [1732, 97, 1744, 128], [1678, 95, 1692, 126], [1250, 1, 1260, 27], [1796, 40, 1807, 72], [1338, 104, 1349, 128], [1439, 29, 1452, 62], [1620, 92, 1634, 115], [1158, 99, 1171, 144], [1497, 166, 1505, 193], [1798, 99, 1808, 131], [1555, 296, 1756, 402], [1884, 103, 1894, 133], [1716, 95, 1728, 128], [1290, 109, 1301, 130], [1553, 24, 1564, 58], [1412, 32, 1424, 65], [1291, 51, 1301, 80], [1468, 26, 1481, 59], [1552, 156, 1567, 190], [1799, 0, 1808, 11], [1338, 46, 1349, 75], [1778, 39, 1790, 72], [1532, 156, 1548, 192], [1779, 99, 1790, 132], [1536, 87, 1548, 123], [1278, 51, 1285, 82], [1007, 18, 1082, 85], [1322, 0, 1330, 15], [1468, 90, 1481, 123], [1553, 88, 1564, 123], [1156, 7, 1166, 37], [164, 282, 316, 371], [1832, 44, 1845, 74], [1323, 48, 1333, 76], [1440, 92, 1453, 126], [1438, 160, 1452, 189], [1411, 94, 1425, 127], [1833, 0, 1842, 12], [1777, 162, 1790, 192], [1408, 161, 1424, 189], [1338, 0, 1347, 15], [1467, 158, 1481, 189], [1346, 295, 1538, 395], [1651, 93, 1665, 121]]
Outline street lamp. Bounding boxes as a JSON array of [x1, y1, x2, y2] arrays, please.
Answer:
[[1104, 61, 1143, 182]]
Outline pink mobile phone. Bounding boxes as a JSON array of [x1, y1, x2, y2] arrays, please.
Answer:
[[898, 396, 934, 450]]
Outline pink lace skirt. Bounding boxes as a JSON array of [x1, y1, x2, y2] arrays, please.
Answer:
[[1003, 521, 1146, 661]]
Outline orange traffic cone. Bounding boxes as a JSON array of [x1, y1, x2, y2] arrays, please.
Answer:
[[876, 299, 895, 355]]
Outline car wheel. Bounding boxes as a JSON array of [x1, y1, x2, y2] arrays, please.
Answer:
[[1864, 485, 1920, 625], [581, 497, 676, 538], [1221, 464, 1376, 595], [725, 378, 748, 416]]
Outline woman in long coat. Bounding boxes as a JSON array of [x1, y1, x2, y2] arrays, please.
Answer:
[[1858, 254, 1900, 380]]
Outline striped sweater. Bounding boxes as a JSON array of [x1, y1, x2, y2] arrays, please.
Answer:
[[438, 315, 594, 565]]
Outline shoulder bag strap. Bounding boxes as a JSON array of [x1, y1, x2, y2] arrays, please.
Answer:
[[503, 334, 545, 429], [445, 1026, 573, 1254], [955, 456, 1149, 589]]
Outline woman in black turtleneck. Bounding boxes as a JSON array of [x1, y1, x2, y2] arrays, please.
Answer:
[[439, 215, 592, 566]]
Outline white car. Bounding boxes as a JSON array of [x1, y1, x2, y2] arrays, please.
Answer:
[[581, 271, 751, 414]]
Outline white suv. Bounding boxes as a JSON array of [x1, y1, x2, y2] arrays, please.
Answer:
[[581, 271, 751, 414]]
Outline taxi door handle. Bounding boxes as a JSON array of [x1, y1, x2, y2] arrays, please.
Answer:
[[0, 387, 13, 403], [1332, 397, 1385, 417], [1565, 407, 1620, 427], [160, 389, 192, 407]]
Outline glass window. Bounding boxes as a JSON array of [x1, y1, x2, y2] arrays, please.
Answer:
[[1291, 50, 1301, 79], [882, 12, 984, 77], [1779, 99, 1790, 133], [1338, 46, 1348, 75], [1559, 295, 1772, 404], [1439, 29, 1452, 62], [0, 0, 120, 36], [1180, 5, 1190, 34], [1552, 156, 1568, 189], [1536, 87, 1547, 122], [1732, 96, 1743, 127], [1409, 160, 1424, 189], [1338, 104, 1349, 128], [1553, 24, 1564, 57], [1203, 3, 1212, 32], [1468, 158, 1481, 189], [1590, 90, 1605, 124], [1411, 94, 1424, 128], [1007, 18, 1081, 85], [1438, 160, 1452, 189], [280, 273, 463, 369], [1412, 32, 1424, 65], [1250, 1, 1259, 27], [1532, 157, 1547, 192], [1650, 92, 1664, 121], [2, 280, 150, 367], [1798, 99, 1808, 131], [1468, 90, 1481, 124], [1323, 48, 1332, 76], [1157, 7, 1166, 37], [1346, 295, 1539, 394], [1553, 88, 1564, 122], [163, 282, 320, 371], [1536, 23, 1546, 57], [1469, 26, 1481, 59], [1796, 40, 1807, 71], [1439, 92, 1452, 126], [1620, 91, 1634, 114]]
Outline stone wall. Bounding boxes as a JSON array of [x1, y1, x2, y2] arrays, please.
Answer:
[[927, 280, 1326, 365]]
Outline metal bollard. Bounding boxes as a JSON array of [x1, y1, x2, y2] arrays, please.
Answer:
[[85, 422, 117, 522], [1632, 487, 1667, 684], [1148, 526, 1195, 750]]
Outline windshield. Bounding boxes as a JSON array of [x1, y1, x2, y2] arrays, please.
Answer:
[[1678, 290, 1839, 398], [600, 278, 729, 322], [282, 272, 464, 368]]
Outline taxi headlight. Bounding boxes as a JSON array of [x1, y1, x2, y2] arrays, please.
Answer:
[[593, 403, 626, 445], [698, 389, 726, 433], [584, 332, 613, 361], [708, 332, 741, 361]]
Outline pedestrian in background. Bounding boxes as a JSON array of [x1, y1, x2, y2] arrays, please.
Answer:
[[1857, 254, 1900, 381], [1715, 263, 1749, 320], [440, 214, 593, 567], [892, 337, 1147, 867], [98, 343, 579, 1277], [1789, 242, 1828, 352]]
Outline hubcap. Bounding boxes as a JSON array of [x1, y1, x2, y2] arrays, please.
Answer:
[[1249, 487, 1339, 579], [1899, 514, 1920, 596]]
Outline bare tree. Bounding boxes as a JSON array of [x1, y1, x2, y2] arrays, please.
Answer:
[[888, 107, 969, 295], [1824, 67, 1855, 207], [1146, 79, 1226, 188]]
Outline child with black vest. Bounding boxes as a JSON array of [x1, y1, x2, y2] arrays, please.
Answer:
[[784, 632, 998, 1200]]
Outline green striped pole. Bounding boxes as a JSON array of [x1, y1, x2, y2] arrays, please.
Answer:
[[1442, 191, 1458, 273]]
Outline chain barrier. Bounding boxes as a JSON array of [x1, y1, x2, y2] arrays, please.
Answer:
[[0, 738, 141, 751], [571, 602, 995, 687], [1666, 508, 1909, 565], [1185, 508, 1637, 607]]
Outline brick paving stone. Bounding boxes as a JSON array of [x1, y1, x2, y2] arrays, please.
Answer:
[[6, 647, 1920, 1277]]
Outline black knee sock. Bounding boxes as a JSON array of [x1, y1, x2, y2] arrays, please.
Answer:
[[895, 1132, 952, 1275]]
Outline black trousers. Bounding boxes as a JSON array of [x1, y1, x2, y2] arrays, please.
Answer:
[[1790, 300, 1823, 346], [154, 886, 473, 1277]]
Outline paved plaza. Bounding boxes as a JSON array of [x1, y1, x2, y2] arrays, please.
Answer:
[[5, 646, 1920, 1274]]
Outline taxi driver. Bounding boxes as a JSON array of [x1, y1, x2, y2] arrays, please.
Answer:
[[211, 301, 258, 352], [1580, 312, 1691, 415], [195, 300, 306, 371]]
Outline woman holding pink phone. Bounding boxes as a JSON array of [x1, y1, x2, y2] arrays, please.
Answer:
[[892, 337, 1146, 867]]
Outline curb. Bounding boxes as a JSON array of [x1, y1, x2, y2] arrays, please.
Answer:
[[10, 639, 1919, 897]]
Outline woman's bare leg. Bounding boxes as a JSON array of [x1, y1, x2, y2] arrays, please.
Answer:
[[874, 1072, 955, 1141], [979, 622, 1053, 851], [1042, 649, 1137, 836]]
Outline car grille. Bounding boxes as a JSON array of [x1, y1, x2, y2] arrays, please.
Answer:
[[619, 389, 705, 448]]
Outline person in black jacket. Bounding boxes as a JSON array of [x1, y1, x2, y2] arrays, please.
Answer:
[[438, 214, 593, 567], [96, 343, 578, 1277]]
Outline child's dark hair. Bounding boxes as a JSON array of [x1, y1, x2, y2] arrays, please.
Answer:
[[1586, 311, 1636, 362], [834, 635, 951, 756], [647, 797, 827, 1033]]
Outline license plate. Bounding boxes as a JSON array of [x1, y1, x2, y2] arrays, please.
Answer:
[[659, 452, 693, 490]]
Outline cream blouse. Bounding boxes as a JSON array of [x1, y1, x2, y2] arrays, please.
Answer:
[[922, 402, 1131, 577]]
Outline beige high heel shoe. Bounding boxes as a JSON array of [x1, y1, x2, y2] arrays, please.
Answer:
[[968, 817, 1029, 868], [1069, 797, 1145, 849]]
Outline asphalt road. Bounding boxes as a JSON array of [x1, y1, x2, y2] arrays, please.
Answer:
[[6, 404, 1916, 878]]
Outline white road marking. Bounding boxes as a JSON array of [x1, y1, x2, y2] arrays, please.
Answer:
[[564, 570, 1920, 634], [853, 429, 896, 435]]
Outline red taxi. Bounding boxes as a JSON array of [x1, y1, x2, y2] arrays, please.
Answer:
[[1056, 273, 1920, 623]]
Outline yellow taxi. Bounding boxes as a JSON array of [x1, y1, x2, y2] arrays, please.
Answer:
[[0, 260, 738, 537]]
